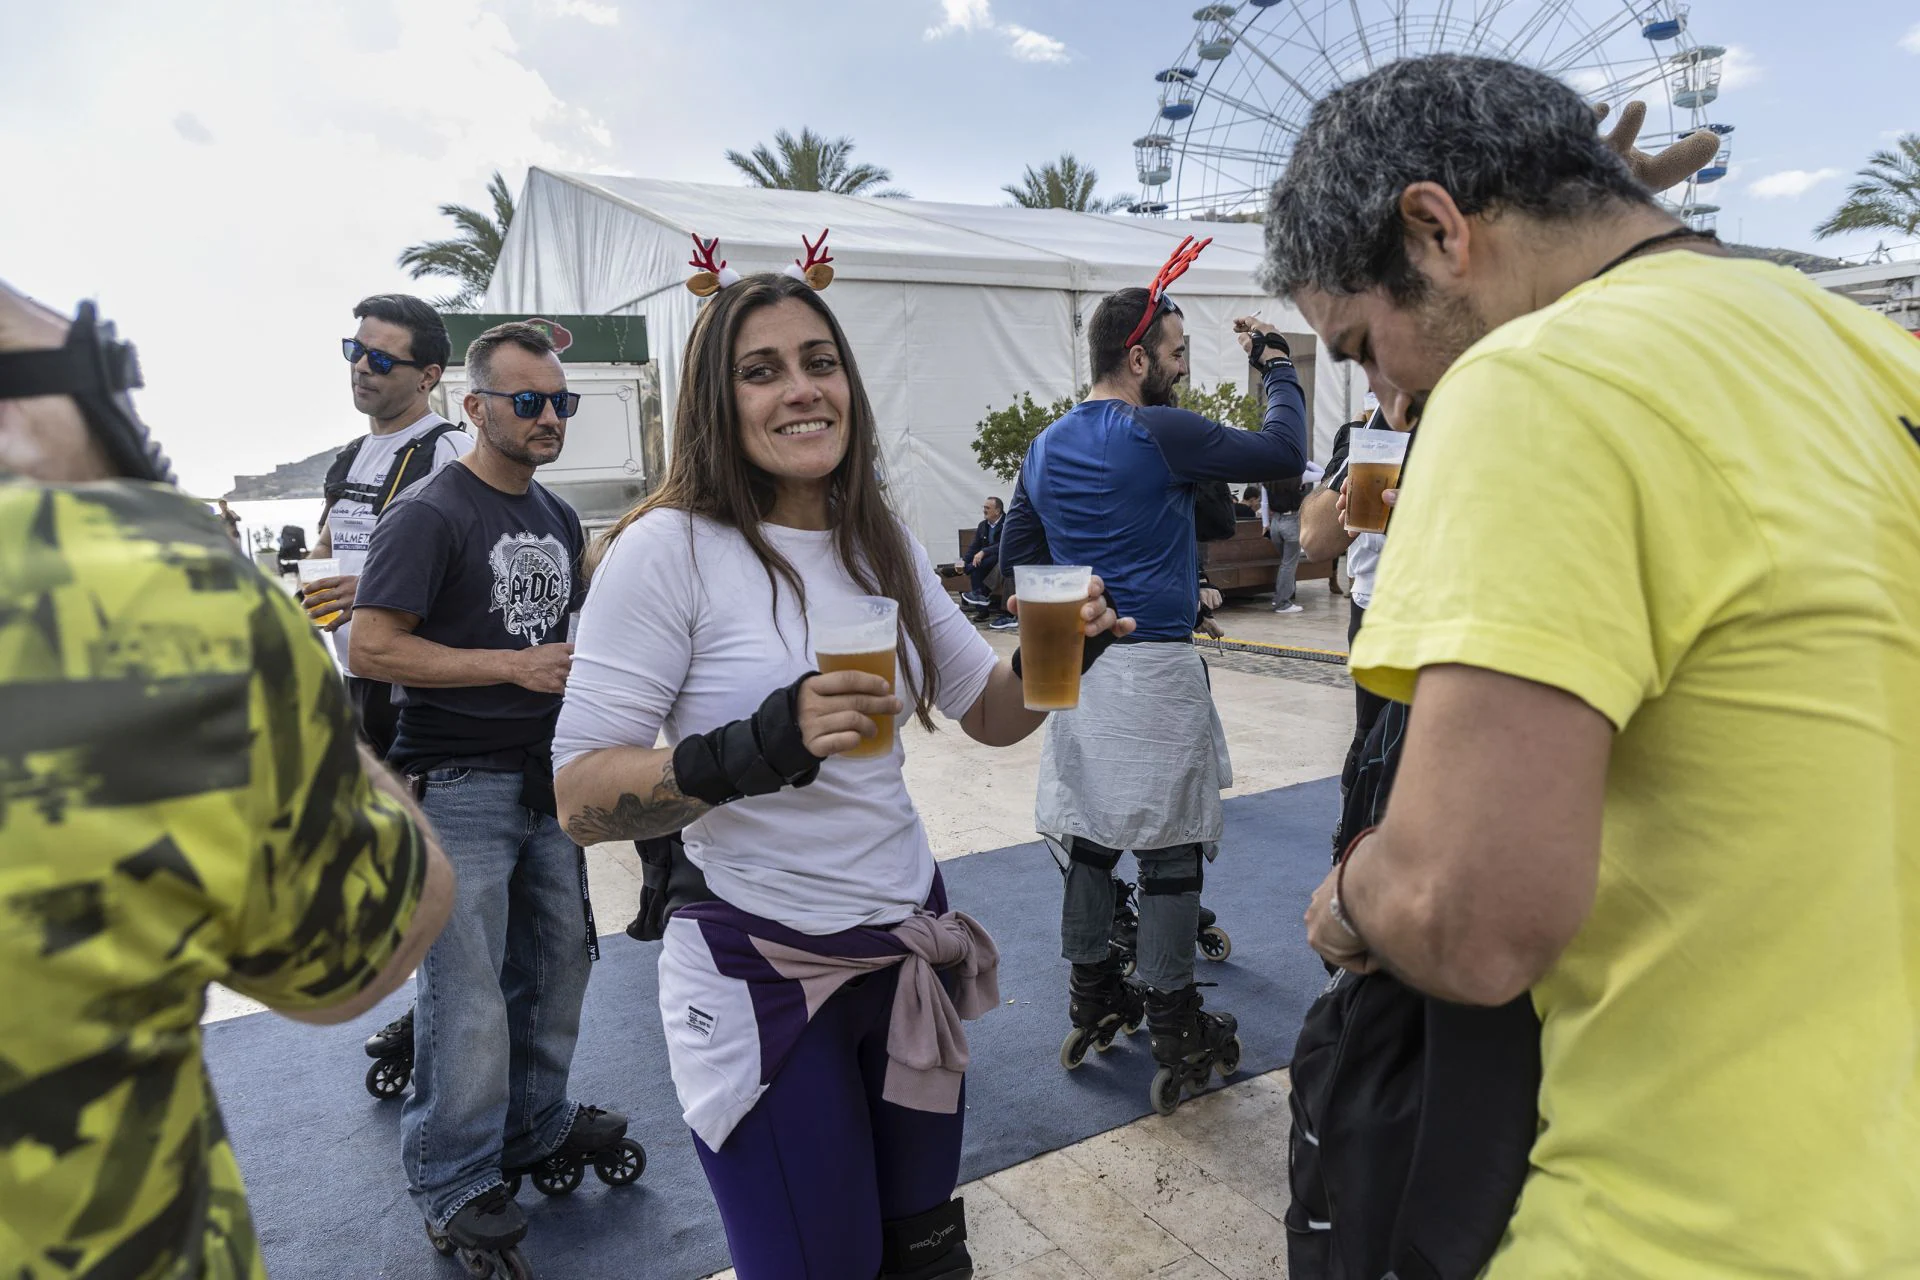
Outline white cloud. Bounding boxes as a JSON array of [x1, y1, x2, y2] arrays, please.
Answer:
[[0, 0, 617, 497], [1717, 45, 1762, 89], [172, 112, 214, 145], [1749, 168, 1840, 199], [925, 0, 992, 37], [1901, 22, 1920, 53], [1005, 25, 1069, 64], [924, 1, 1069, 62], [543, 0, 619, 24]]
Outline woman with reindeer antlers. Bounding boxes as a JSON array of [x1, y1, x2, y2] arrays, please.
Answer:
[[552, 229, 1133, 1280]]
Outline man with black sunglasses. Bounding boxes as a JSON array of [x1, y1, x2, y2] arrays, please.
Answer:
[[351, 321, 629, 1269], [307, 294, 472, 757]]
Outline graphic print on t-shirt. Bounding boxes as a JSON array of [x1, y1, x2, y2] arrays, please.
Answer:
[[487, 531, 572, 642]]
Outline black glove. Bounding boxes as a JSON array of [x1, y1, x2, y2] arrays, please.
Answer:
[[1247, 330, 1292, 371], [672, 674, 823, 807], [1010, 594, 1119, 681]]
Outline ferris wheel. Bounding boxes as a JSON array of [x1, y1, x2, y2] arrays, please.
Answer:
[[1132, 1, 1735, 230]]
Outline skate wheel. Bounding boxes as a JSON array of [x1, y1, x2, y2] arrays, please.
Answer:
[[1216, 1036, 1243, 1079], [1199, 926, 1232, 962], [427, 1219, 455, 1257], [531, 1155, 584, 1196], [1150, 1066, 1183, 1116], [500, 1247, 533, 1280], [1117, 953, 1137, 979], [594, 1137, 646, 1186], [366, 1057, 410, 1100], [1059, 1026, 1094, 1070]]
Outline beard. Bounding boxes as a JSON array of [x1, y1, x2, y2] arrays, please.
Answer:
[[1141, 351, 1183, 408], [1404, 288, 1490, 428], [478, 410, 560, 467]]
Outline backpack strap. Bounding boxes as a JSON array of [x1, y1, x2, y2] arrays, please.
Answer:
[[321, 436, 365, 508], [374, 420, 464, 514]]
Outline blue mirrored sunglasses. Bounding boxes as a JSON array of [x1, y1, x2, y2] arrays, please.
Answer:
[[341, 337, 428, 376], [473, 388, 582, 419]]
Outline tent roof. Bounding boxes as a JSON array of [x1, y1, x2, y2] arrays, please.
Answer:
[[519, 170, 1273, 297]]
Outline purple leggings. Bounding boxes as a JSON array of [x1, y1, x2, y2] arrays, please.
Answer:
[[694, 962, 966, 1280]]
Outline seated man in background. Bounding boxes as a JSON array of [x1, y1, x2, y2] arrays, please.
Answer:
[[954, 494, 1007, 614]]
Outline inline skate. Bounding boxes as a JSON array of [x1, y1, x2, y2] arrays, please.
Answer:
[[363, 1006, 414, 1100], [503, 1105, 646, 1198], [1145, 983, 1241, 1115], [426, 1185, 531, 1278], [1058, 954, 1148, 1069]]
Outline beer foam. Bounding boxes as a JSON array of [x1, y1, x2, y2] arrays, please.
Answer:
[[1012, 565, 1091, 604], [809, 596, 899, 655], [814, 617, 896, 654]]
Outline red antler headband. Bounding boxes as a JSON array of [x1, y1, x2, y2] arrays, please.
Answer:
[[686, 228, 835, 297], [1123, 234, 1212, 349]]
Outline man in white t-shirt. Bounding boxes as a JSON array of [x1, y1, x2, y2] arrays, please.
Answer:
[[303, 294, 471, 755]]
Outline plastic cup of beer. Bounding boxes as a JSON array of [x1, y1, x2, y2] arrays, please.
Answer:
[[297, 558, 343, 627], [809, 596, 899, 760], [1344, 430, 1408, 534], [1012, 565, 1092, 711]]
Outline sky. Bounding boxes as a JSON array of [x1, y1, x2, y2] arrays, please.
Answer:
[[4, 0, 1915, 497]]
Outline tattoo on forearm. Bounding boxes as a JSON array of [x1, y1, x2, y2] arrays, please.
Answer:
[[566, 758, 709, 845]]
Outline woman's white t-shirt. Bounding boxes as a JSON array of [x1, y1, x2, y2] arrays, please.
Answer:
[[554, 511, 997, 935]]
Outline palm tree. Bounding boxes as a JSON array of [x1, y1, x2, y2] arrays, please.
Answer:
[[725, 128, 907, 197], [397, 171, 516, 311], [1003, 153, 1123, 213], [1814, 134, 1920, 241]]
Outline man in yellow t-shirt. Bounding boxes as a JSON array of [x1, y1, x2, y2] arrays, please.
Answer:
[[0, 281, 454, 1276], [1262, 56, 1920, 1276]]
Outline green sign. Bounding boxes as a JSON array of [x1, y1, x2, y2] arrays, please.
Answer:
[[440, 313, 647, 365]]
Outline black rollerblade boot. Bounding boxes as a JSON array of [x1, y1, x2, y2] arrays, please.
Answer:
[[1195, 904, 1232, 962], [1145, 983, 1241, 1115], [503, 1105, 646, 1197], [363, 1006, 414, 1100], [880, 1197, 973, 1279], [1058, 955, 1148, 1069], [426, 1185, 530, 1278]]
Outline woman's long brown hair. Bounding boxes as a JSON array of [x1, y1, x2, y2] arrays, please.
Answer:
[[601, 273, 942, 730]]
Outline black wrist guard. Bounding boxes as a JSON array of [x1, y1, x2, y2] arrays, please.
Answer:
[[1248, 330, 1292, 371], [671, 674, 823, 807], [1010, 594, 1118, 682]]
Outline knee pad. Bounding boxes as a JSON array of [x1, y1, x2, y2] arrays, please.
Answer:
[[1067, 838, 1123, 872], [880, 1197, 972, 1279], [1139, 844, 1204, 897]]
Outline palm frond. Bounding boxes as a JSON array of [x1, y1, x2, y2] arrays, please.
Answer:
[[395, 169, 516, 297], [1815, 132, 1920, 240]]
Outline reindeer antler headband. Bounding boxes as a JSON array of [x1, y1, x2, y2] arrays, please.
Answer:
[[1123, 234, 1212, 350], [687, 228, 836, 297]]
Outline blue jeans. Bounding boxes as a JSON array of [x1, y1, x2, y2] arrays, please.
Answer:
[[401, 767, 592, 1227]]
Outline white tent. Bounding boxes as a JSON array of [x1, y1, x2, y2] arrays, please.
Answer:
[[484, 170, 1361, 551]]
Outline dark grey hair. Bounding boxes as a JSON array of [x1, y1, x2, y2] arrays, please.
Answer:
[[466, 320, 557, 388], [1259, 55, 1654, 302]]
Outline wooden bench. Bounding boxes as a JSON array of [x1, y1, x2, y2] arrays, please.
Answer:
[[1202, 518, 1337, 599], [946, 523, 1336, 604]]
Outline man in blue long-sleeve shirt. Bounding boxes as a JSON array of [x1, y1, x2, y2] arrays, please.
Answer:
[[1002, 288, 1306, 1100]]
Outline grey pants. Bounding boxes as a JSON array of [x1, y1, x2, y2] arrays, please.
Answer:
[[1270, 511, 1302, 605], [1061, 838, 1201, 993]]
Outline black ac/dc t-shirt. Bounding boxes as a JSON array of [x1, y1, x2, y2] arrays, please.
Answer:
[[356, 461, 585, 771]]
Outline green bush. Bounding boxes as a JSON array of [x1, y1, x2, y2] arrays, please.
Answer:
[[1177, 380, 1262, 431], [971, 379, 1260, 483], [971, 388, 1082, 481]]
